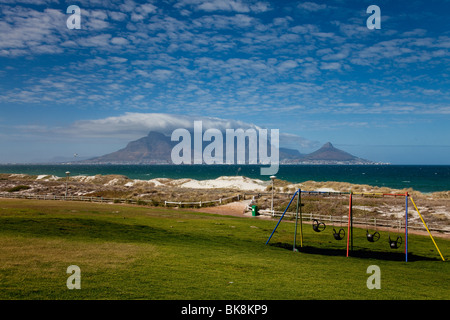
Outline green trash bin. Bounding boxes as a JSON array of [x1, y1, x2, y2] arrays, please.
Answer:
[[251, 205, 259, 216]]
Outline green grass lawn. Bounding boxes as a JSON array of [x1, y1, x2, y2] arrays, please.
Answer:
[[0, 199, 448, 300]]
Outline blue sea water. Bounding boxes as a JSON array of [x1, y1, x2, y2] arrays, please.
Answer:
[[0, 164, 449, 193]]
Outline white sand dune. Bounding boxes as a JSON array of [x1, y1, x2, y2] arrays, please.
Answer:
[[178, 176, 267, 191], [66, 175, 268, 191]]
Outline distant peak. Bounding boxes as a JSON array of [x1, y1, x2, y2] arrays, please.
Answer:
[[322, 142, 334, 148]]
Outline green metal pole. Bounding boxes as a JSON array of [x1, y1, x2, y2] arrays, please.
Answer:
[[299, 189, 303, 248]]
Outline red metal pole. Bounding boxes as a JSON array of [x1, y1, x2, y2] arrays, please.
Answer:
[[346, 192, 352, 257]]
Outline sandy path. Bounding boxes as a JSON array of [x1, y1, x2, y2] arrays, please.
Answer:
[[195, 199, 257, 217]]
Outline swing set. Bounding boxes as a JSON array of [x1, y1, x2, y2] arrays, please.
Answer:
[[265, 189, 446, 262]]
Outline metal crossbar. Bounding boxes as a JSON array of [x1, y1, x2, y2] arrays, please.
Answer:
[[258, 209, 449, 234]]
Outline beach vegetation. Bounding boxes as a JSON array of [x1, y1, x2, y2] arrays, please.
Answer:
[[6, 185, 31, 193]]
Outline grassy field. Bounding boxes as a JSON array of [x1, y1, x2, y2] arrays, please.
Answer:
[[0, 199, 448, 300]]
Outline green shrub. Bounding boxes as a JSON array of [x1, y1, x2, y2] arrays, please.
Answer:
[[7, 185, 31, 193]]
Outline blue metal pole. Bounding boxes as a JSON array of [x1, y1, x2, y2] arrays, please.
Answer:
[[405, 193, 408, 262], [266, 190, 299, 245]]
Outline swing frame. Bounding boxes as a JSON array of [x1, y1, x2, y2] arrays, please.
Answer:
[[265, 189, 446, 262]]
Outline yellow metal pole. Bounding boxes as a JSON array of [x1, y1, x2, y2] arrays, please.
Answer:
[[410, 196, 445, 261]]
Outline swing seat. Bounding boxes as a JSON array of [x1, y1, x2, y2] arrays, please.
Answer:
[[333, 228, 345, 240], [312, 219, 326, 232], [388, 236, 402, 249], [366, 230, 380, 242]]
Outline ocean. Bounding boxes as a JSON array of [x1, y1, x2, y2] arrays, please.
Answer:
[[0, 164, 449, 193]]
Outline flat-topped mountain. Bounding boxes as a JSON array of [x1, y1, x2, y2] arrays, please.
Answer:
[[87, 132, 175, 164]]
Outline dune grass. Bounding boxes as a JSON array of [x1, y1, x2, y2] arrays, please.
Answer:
[[0, 199, 448, 300]]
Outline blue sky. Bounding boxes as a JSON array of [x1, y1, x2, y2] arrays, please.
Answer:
[[0, 0, 449, 164]]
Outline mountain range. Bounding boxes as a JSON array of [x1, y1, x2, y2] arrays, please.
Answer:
[[81, 131, 377, 165]]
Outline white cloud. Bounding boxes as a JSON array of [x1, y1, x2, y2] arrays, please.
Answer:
[[111, 36, 129, 45], [198, 0, 249, 12], [249, 1, 271, 13], [194, 13, 256, 29], [321, 47, 350, 61], [60, 113, 260, 139], [401, 28, 427, 37], [175, 0, 271, 13], [83, 9, 110, 30], [109, 56, 128, 63], [277, 60, 298, 72], [297, 2, 327, 12], [0, 6, 65, 57], [320, 62, 341, 70], [119, 0, 139, 13], [78, 34, 112, 47], [336, 102, 363, 108], [108, 10, 127, 21], [131, 3, 157, 21]]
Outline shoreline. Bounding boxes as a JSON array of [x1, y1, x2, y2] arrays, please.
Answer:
[[1, 172, 450, 196], [0, 164, 449, 194]]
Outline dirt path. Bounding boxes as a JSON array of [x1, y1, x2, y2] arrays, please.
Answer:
[[194, 199, 271, 219], [195, 199, 253, 217]]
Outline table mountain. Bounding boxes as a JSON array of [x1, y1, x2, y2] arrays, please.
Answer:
[[87, 131, 175, 164]]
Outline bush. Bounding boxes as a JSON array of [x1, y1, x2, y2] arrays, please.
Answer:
[[136, 200, 150, 206], [7, 185, 31, 193]]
